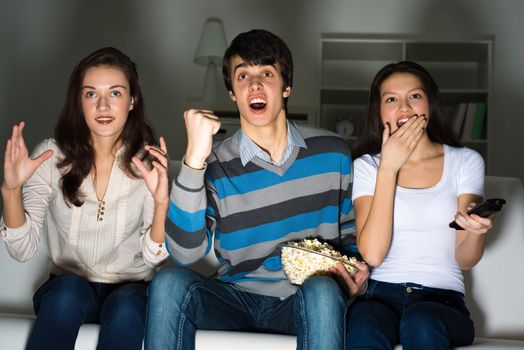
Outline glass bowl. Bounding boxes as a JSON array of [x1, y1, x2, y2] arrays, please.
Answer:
[[281, 239, 359, 285]]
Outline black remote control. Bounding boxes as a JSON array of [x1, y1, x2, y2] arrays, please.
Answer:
[[449, 198, 506, 230]]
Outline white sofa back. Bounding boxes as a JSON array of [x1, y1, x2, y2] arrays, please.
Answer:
[[463, 176, 524, 340], [1, 172, 523, 341], [0, 224, 48, 315]]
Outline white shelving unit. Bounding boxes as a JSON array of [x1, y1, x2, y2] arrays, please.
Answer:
[[319, 34, 492, 164]]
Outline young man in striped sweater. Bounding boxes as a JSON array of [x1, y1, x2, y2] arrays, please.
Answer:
[[145, 29, 369, 350]]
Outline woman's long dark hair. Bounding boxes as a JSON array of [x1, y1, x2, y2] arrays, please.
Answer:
[[55, 47, 156, 206], [352, 61, 460, 160]]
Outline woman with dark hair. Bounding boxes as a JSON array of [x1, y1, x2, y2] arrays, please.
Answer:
[[352, 60, 461, 160], [345, 61, 495, 349], [1, 47, 169, 350]]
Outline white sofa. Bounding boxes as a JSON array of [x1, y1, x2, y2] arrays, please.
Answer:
[[1, 172, 524, 349]]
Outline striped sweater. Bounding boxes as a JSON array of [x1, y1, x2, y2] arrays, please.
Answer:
[[166, 122, 355, 299]]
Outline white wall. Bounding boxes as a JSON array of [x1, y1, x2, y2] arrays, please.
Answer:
[[1, 0, 523, 203]]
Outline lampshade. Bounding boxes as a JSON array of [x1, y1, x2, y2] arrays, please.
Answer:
[[194, 18, 227, 102], [194, 18, 227, 66]]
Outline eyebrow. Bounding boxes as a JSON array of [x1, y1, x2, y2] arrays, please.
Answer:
[[81, 85, 128, 90], [381, 87, 424, 97], [232, 63, 277, 75], [232, 63, 248, 75]]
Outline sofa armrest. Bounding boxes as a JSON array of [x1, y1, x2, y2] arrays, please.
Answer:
[[464, 176, 524, 340]]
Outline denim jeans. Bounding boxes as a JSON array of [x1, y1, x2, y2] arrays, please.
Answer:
[[346, 279, 474, 350], [145, 267, 347, 350], [27, 273, 148, 350]]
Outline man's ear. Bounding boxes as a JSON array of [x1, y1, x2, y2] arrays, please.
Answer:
[[283, 86, 291, 98], [228, 91, 237, 102]]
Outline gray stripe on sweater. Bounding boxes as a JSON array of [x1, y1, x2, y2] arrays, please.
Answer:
[[165, 234, 209, 265], [170, 180, 210, 214], [216, 172, 350, 217]]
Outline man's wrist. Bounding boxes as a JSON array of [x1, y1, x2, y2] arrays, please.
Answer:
[[359, 279, 369, 296], [183, 157, 206, 170]]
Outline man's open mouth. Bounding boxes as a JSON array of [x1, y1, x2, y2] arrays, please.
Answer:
[[250, 98, 267, 110]]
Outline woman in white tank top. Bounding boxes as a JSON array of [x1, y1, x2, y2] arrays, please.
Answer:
[[343, 61, 496, 350]]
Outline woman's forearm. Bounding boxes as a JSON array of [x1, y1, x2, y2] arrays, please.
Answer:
[[456, 230, 486, 270], [1, 184, 26, 228], [357, 167, 398, 266], [149, 201, 168, 244]]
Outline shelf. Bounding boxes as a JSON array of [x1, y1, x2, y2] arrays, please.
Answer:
[[320, 88, 369, 105], [319, 34, 492, 166], [322, 59, 395, 88], [322, 41, 403, 61], [419, 62, 489, 90], [440, 92, 488, 106], [406, 42, 490, 63], [440, 89, 488, 94]]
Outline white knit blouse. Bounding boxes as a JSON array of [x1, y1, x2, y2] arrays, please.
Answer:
[[1, 139, 168, 283]]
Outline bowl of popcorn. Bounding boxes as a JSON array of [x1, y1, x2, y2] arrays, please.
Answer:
[[281, 238, 359, 285]]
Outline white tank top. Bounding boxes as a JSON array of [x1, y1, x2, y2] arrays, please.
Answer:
[[352, 145, 484, 294]]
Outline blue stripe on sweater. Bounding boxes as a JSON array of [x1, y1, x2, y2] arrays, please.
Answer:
[[340, 221, 355, 230], [341, 198, 353, 215], [220, 206, 340, 250], [229, 277, 287, 283], [217, 270, 249, 282], [213, 153, 350, 199], [207, 205, 216, 217], [218, 270, 285, 283], [167, 200, 206, 233], [262, 256, 283, 271]]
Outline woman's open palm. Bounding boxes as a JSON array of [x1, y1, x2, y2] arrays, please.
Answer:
[[132, 136, 169, 206], [3, 122, 53, 191]]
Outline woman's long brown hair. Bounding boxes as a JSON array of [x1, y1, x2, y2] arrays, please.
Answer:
[[55, 47, 156, 206]]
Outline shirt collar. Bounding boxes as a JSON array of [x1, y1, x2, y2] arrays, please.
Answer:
[[238, 120, 307, 166]]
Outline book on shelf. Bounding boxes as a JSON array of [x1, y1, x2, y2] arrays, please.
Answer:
[[461, 102, 478, 140], [471, 102, 487, 140], [452, 102, 468, 137]]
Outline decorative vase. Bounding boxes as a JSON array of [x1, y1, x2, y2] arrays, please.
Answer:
[[336, 116, 355, 139]]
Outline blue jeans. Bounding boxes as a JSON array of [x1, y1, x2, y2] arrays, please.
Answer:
[[145, 267, 347, 350], [346, 279, 474, 350], [27, 273, 148, 350]]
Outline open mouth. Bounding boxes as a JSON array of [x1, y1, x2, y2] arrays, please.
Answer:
[[396, 114, 423, 127], [249, 97, 267, 110], [396, 117, 410, 127], [396, 114, 427, 127]]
